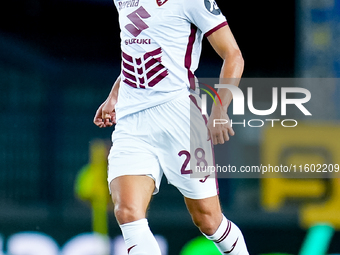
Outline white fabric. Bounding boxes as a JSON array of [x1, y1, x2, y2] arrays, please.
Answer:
[[120, 218, 161, 255], [113, 0, 227, 120], [112, 235, 168, 255], [107, 93, 218, 199], [204, 215, 249, 255]]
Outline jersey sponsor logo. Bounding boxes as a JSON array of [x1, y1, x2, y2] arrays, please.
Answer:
[[156, 0, 168, 6], [204, 0, 221, 15], [125, 6, 151, 37], [118, 0, 139, 11], [122, 47, 168, 89], [125, 38, 151, 45]]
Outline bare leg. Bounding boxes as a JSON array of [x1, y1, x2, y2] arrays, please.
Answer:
[[185, 195, 223, 235], [110, 175, 161, 255], [110, 175, 155, 224], [185, 195, 249, 255]]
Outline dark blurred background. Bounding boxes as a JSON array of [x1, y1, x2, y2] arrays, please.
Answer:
[[0, 0, 339, 254]]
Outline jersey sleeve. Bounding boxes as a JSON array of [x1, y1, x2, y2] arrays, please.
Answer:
[[183, 0, 228, 37]]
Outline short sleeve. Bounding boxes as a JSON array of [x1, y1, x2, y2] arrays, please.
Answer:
[[183, 0, 228, 37]]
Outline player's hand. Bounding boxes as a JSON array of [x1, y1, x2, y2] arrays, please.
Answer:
[[93, 97, 117, 128], [207, 109, 235, 145]]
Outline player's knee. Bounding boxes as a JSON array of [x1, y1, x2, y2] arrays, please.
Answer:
[[114, 203, 145, 225], [192, 213, 220, 236]]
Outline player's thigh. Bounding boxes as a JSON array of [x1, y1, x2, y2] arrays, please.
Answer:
[[108, 112, 163, 195], [160, 100, 217, 198], [110, 175, 155, 224]]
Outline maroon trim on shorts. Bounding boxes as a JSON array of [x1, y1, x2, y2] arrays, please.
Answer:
[[189, 95, 219, 194], [188, 94, 201, 110], [211, 138, 219, 194], [185, 25, 197, 90], [205, 21, 228, 37]]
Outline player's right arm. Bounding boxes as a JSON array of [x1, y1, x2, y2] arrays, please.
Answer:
[[206, 25, 244, 145], [93, 76, 121, 128]]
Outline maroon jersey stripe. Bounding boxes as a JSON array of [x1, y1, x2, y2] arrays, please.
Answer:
[[123, 78, 137, 88], [121, 48, 168, 89], [123, 60, 134, 72], [146, 47, 162, 57], [139, 77, 145, 84], [145, 58, 158, 70], [185, 25, 197, 90], [146, 64, 165, 79], [122, 52, 133, 63], [149, 70, 168, 87], [137, 67, 143, 75], [136, 58, 142, 65], [123, 70, 137, 82]]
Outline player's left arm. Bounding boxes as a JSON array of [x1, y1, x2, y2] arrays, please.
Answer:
[[206, 25, 244, 145]]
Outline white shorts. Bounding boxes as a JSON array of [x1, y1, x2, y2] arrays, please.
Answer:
[[107, 93, 218, 199]]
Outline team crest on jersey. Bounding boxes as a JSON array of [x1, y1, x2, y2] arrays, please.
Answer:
[[204, 0, 221, 15], [156, 0, 168, 7]]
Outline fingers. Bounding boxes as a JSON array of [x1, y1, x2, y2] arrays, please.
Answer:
[[210, 126, 235, 145], [213, 132, 226, 145], [222, 129, 230, 142], [96, 119, 114, 128], [99, 115, 115, 128], [103, 118, 113, 127], [101, 117, 113, 127], [101, 105, 116, 126], [93, 117, 103, 127], [93, 98, 117, 128], [93, 109, 116, 128], [228, 126, 235, 137], [93, 109, 104, 127], [102, 112, 111, 120]]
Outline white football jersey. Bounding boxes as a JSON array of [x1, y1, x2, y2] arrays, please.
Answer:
[[113, 0, 227, 120]]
